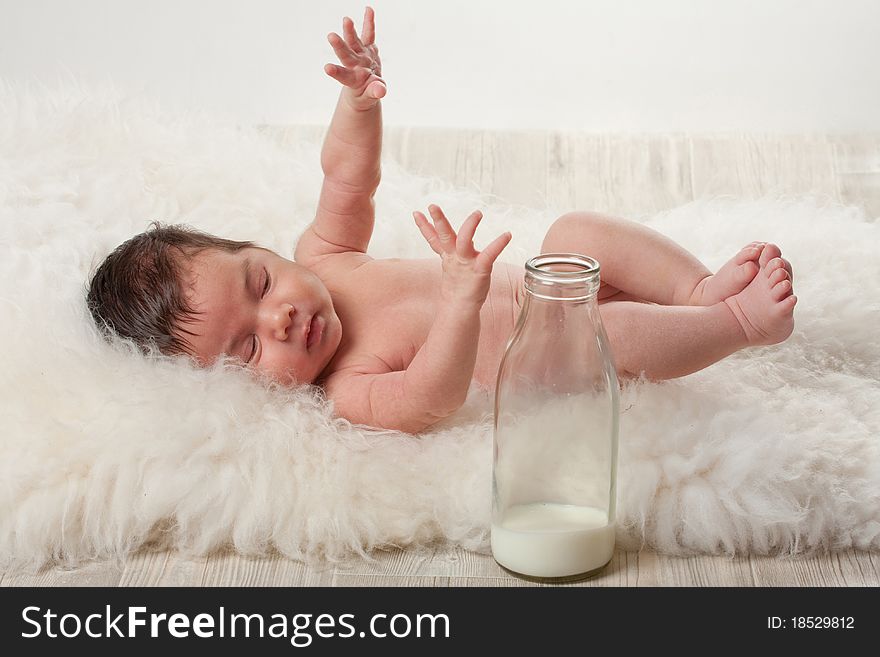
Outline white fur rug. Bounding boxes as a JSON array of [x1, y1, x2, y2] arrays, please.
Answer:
[[1, 82, 878, 570]]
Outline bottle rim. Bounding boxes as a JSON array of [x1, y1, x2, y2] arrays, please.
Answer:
[[525, 253, 601, 284]]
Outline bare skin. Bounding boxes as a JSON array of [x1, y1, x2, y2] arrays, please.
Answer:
[[180, 8, 797, 433], [539, 212, 796, 379]]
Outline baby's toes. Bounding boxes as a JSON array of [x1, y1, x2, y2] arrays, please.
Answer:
[[759, 243, 782, 268], [777, 293, 798, 318], [765, 256, 788, 275], [736, 243, 764, 264], [771, 278, 793, 301], [768, 265, 790, 285], [739, 260, 759, 283], [747, 241, 767, 254], [782, 257, 794, 282]]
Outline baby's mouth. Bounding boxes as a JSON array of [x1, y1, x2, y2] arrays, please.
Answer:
[[306, 314, 324, 350]]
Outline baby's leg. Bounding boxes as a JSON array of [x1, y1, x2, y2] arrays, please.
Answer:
[[601, 250, 796, 379], [542, 211, 767, 306], [601, 301, 747, 379]]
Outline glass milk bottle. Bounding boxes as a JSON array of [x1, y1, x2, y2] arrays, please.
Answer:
[[491, 253, 620, 581]]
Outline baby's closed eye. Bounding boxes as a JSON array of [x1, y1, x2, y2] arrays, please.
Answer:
[[261, 268, 271, 297]]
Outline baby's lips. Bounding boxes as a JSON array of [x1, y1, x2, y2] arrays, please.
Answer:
[[300, 314, 313, 346]]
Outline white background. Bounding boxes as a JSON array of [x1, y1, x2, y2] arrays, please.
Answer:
[[2, 0, 878, 131]]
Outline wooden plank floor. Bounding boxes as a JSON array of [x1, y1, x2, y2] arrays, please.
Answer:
[[3, 128, 877, 587], [2, 546, 878, 587]]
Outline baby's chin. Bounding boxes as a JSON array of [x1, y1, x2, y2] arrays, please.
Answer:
[[282, 349, 339, 387], [270, 316, 342, 386]]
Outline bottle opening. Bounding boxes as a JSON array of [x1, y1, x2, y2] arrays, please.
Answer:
[[524, 253, 600, 300]]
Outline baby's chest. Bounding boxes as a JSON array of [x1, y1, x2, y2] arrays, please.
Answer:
[[341, 261, 444, 369], [334, 260, 522, 373]]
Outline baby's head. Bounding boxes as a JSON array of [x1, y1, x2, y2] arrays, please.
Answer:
[[87, 223, 343, 386]]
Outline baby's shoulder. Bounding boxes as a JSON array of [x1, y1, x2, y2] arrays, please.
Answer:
[[305, 250, 372, 281], [315, 254, 434, 284]]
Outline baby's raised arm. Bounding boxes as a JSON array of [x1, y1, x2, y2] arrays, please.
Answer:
[[327, 206, 511, 433], [295, 7, 386, 264]]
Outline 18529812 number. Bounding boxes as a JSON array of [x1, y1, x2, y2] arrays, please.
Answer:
[[767, 617, 855, 630], [791, 617, 854, 629]]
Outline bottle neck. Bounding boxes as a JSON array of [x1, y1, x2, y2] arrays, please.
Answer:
[[523, 253, 600, 303], [504, 254, 609, 399]]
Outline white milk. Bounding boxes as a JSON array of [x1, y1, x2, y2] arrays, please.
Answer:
[[491, 503, 615, 578]]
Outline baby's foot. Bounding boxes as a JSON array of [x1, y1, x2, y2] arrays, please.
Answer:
[[723, 245, 797, 346], [759, 242, 794, 281], [691, 242, 764, 305]]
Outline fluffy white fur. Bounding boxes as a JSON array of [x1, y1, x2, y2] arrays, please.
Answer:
[[1, 81, 878, 570]]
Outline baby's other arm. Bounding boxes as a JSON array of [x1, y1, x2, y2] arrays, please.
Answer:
[[327, 206, 512, 433], [296, 7, 386, 265]]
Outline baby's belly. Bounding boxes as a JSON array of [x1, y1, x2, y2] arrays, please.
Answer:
[[349, 259, 524, 389], [340, 255, 626, 393], [472, 262, 524, 389]]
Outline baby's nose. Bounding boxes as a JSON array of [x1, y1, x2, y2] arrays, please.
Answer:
[[272, 303, 294, 341]]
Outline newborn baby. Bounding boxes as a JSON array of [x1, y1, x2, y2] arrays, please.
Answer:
[[87, 8, 796, 433]]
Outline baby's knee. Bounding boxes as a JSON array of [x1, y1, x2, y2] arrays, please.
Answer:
[[543, 210, 616, 252], [553, 210, 616, 232]]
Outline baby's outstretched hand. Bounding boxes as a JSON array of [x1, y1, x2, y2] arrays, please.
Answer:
[[325, 6, 386, 111], [414, 205, 512, 307]]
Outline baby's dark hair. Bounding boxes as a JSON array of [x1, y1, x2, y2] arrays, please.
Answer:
[[86, 222, 256, 357]]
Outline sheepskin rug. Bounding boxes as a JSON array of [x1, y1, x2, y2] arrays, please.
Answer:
[[1, 82, 878, 570]]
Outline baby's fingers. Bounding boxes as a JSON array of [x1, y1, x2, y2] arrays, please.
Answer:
[[327, 32, 361, 67], [342, 16, 366, 53], [413, 211, 443, 255], [365, 78, 387, 99], [324, 63, 358, 87], [456, 210, 483, 258], [362, 6, 376, 46], [475, 232, 513, 273], [427, 205, 456, 252]]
